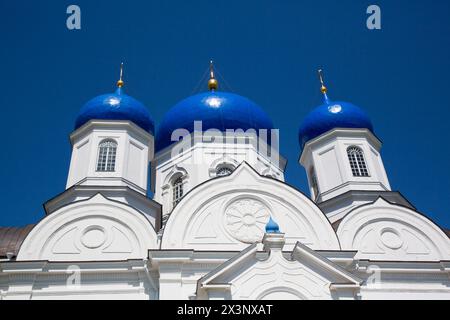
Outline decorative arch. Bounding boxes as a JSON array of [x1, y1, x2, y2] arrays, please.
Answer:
[[96, 139, 118, 172], [260, 166, 281, 180], [162, 165, 189, 212], [256, 287, 306, 300], [17, 194, 158, 261], [346, 145, 369, 177], [163, 164, 189, 186], [208, 156, 240, 178], [336, 197, 450, 261], [161, 162, 340, 251]]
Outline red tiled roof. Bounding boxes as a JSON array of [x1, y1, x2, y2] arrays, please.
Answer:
[[444, 228, 450, 239], [0, 225, 35, 258]]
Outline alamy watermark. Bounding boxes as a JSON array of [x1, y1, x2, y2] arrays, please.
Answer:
[[66, 5, 380, 31], [169, 121, 280, 167], [367, 5, 381, 30], [366, 264, 382, 288], [66, 265, 81, 289], [66, 5, 81, 30]]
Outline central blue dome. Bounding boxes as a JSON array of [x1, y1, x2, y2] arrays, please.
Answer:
[[299, 96, 374, 151], [156, 91, 274, 152], [75, 87, 155, 134]]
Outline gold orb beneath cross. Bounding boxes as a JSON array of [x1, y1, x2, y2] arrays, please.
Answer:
[[208, 78, 218, 90]]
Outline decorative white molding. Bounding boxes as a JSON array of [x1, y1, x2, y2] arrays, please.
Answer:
[[299, 128, 390, 203], [197, 240, 361, 300], [224, 198, 270, 243], [337, 198, 450, 261], [17, 194, 158, 261], [0, 259, 157, 300], [161, 162, 340, 251], [208, 155, 239, 177], [67, 120, 154, 194], [162, 164, 189, 186]]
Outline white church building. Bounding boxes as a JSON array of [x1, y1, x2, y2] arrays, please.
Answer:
[[0, 64, 449, 300]]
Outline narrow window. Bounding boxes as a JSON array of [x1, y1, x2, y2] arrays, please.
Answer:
[[216, 166, 233, 177], [172, 177, 184, 207], [347, 146, 369, 177], [96, 139, 117, 172], [309, 167, 319, 199]]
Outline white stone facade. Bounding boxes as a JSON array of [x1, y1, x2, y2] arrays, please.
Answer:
[[1, 119, 449, 300]]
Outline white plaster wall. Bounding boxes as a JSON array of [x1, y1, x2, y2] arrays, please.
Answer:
[[161, 163, 340, 251], [153, 134, 285, 215], [300, 129, 390, 202], [337, 198, 450, 261], [224, 251, 333, 300], [0, 262, 157, 300], [17, 194, 158, 261], [67, 121, 153, 194]]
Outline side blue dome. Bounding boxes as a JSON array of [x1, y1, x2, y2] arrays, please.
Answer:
[[299, 97, 374, 150], [156, 91, 274, 152], [75, 88, 155, 134]]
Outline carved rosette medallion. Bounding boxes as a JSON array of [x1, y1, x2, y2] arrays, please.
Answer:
[[225, 199, 270, 243], [380, 227, 404, 250]]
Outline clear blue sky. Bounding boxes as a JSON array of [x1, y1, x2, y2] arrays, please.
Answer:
[[0, 0, 449, 228]]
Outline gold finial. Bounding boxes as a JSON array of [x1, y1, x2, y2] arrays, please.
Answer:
[[117, 62, 124, 88], [318, 69, 327, 94], [208, 60, 218, 91]]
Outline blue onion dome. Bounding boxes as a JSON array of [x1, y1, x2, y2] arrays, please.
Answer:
[[298, 71, 374, 150], [156, 62, 273, 152], [265, 216, 280, 233], [156, 91, 274, 151], [74, 67, 154, 134]]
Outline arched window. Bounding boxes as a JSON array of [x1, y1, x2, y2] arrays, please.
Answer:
[[96, 139, 117, 172], [216, 166, 233, 177], [309, 167, 319, 199], [347, 146, 369, 177], [172, 177, 184, 207]]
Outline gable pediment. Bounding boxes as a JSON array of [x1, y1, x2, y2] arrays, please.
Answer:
[[197, 241, 360, 300], [17, 194, 158, 261], [161, 162, 340, 251], [337, 197, 450, 261]]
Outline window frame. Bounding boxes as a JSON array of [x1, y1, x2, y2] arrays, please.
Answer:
[[216, 166, 234, 177], [172, 176, 184, 208], [96, 139, 118, 172], [347, 146, 370, 177]]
